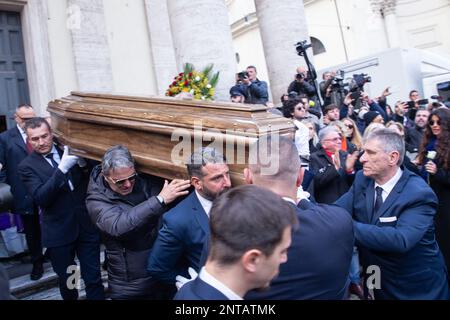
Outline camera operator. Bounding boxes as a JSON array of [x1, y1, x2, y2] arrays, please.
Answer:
[[287, 66, 317, 100], [235, 66, 268, 105], [319, 70, 347, 108]]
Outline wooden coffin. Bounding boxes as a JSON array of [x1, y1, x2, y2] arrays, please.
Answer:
[[48, 92, 295, 185]]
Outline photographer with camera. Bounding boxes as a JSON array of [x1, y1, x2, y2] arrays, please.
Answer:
[[319, 70, 348, 108], [234, 66, 268, 105], [287, 66, 317, 100]]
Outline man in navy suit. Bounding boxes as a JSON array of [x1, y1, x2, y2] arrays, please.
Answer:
[[0, 104, 44, 280], [175, 184, 297, 300], [335, 128, 449, 299], [148, 147, 231, 294], [18, 117, 104, 300], [243, 136, 354, 300]]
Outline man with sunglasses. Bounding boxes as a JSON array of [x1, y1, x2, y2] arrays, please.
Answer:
[[86, 145, 190, 299], [0, 104, 45, 281], [18, 117, 104, 300]]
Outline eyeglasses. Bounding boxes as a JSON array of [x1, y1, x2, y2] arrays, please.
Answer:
[[345, 124, 354, 129], [106, 172, 138, 187], [429, 120, 441, 126], [324, 137, 342, 142]]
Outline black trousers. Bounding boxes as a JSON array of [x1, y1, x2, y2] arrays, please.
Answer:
[[20, 213, 43, 265], [47, 228, 104, 300]]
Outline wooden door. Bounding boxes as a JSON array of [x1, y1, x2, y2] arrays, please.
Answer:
[[0, 11, 29, 130]]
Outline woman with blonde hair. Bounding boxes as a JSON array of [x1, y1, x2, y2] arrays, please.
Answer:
[[342, 118, 362, 150]]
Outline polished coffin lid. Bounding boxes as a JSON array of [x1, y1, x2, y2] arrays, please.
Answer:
[[48, 92, 295, 185]]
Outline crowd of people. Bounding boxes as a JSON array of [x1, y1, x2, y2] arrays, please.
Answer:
[[0, 66, 449, 300]]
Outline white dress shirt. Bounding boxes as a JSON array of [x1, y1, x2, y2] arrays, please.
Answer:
[[374, 167, 403, 202], [293, 119, 310, 157], [199, 267, 243, 300], [195, 190, 213, 218]]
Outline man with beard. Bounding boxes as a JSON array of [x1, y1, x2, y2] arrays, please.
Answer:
[[148, 147, 231, 295], [405, 108, 429, 159]]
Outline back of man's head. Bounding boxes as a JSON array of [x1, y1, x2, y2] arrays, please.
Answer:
[[208, 184, 298, 266], [249, 136, 300, 187]]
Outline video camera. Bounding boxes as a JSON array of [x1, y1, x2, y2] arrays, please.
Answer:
[[295, 40, 312, 56], [330, 70, 348, 92], [351, 73, 372, 91], [237, 71, 249, 81]]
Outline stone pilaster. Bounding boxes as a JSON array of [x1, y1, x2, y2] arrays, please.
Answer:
[[254, 0, 312, 103], [144, 0, 178, 95], [68, 0, 113, 91], [21, 0, 56, 115], [167, 0, 236, 101]]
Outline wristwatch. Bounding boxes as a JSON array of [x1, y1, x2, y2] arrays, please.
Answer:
[[156, 195, 165, 206]]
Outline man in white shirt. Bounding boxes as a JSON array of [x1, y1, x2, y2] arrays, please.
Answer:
[[174, 184, 297, 300]]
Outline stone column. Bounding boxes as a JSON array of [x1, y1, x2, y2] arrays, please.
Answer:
[[145, 0, 177, 95], [383, 0, 400, 48], [254, 0, 313, 103], [68, 0, 114, 91], [370, 0, 400, 48], [167, 0, 236, 101], [21, 0, 56, 115]]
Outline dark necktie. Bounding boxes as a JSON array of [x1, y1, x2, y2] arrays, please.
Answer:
[[374, 186, 383, 214], [45, 153, 59, 168]]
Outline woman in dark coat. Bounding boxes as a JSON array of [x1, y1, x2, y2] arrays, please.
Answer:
[[417, 108, 450, 272]]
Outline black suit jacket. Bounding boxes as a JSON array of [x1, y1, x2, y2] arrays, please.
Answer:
[[18, 146, 98, 248], [308, 148, 354, 204], [245, 201, 354, 300], [174, 276, 229, 300], [0, 126, 35, 215]]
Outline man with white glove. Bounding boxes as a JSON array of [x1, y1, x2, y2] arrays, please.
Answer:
[[18, 117, 104, 300], [175, 267, 198, 290], [58, 146, 79, 174]]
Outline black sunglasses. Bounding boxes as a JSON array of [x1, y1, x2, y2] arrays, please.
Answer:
[[107, 172, 138, 187], [345, 124, 354, 129], [429, 119, 441, 126]]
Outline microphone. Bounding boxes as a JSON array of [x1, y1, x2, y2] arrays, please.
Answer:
[[430, 95, 442, 100]]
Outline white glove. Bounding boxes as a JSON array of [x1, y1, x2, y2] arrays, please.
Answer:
[[175, 267, 198, 290], [58, 146, 79, 174], [297, 186, 311, 203]]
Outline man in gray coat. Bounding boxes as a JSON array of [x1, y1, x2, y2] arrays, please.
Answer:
[[85, 145, 190, 299]]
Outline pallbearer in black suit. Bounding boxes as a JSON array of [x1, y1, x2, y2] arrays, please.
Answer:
[[0, 105, 44, 280], [244, 136, 354, 300], [18, 118, 104, 300], [175, 185, 297, 300]]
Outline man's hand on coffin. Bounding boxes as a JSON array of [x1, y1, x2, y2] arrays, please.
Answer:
[[58, 146, 80, 174], [158, 179, 191, 205]]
